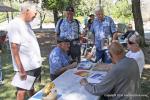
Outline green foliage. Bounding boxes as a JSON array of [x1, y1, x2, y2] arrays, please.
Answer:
[[109, 0, 133, 24]]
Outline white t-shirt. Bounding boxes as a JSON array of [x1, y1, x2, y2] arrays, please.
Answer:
[[7, 17, 42, 71], [126, 50, 145, 77]]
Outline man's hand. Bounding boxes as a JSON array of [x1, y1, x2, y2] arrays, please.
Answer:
[[19, 68, 27, 80], [68, 62, 78, 69], [80, 78, 88, 86]]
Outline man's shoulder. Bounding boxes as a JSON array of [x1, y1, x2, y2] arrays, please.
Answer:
[[50, 47, 62, 56]]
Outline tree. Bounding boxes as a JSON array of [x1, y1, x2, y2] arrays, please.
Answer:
[[131, 0, 145, 45], [42, 0, 80, 25]]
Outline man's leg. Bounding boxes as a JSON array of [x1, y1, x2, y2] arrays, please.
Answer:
[[95, 49, 103, 63], [28, 88, 35, 97], [104, 49, 112, 64], [17, 90, 26, 100]]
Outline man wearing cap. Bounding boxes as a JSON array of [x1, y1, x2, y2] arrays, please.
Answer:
[[126, 31, 145, 77], [90, 6, 118, 63], [55, 6, 84, 62], [7, 2, 41, 100], [49, 37, 78, 80]]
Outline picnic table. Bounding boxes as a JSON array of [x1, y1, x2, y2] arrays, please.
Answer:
[[29, 61, 109, 100]]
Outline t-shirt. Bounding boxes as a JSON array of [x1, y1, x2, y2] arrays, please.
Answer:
[[126, 50, 145, 77], [7, 17, 42, 71]]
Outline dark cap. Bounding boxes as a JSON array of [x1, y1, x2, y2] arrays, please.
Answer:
[[65, 6, 74, 12], [57, 37, 70, 43]]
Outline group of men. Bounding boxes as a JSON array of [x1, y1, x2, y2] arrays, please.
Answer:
[[7, 2, 144, 100]]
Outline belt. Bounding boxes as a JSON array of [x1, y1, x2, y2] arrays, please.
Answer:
[[70, 39, 80, 45]]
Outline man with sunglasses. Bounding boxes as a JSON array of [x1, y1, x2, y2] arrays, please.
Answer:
[[80, 42, 140, 100], [126, 31, 145, 77], [55, 6, 84, 62], [7, 2, 41, 100]]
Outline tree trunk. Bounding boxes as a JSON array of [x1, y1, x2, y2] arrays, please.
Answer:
[[131, 0, 145, 45], [53, 9, 58, 26]]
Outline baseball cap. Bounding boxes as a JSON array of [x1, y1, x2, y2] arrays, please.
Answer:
[[65, 6, 74, 12], [57, 37, 70, 43]]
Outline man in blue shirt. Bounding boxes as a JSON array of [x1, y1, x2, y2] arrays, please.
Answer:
[[49, 37, 77, 80], [90, 6, 117, 63], [55, 6, 83, 62]]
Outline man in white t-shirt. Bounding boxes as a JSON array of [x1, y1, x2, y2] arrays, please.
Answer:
[[7, 2, 42, 100], [126, 31, 145, 77]]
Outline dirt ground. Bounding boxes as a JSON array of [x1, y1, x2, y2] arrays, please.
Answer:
[[36, 32, 150, 100]]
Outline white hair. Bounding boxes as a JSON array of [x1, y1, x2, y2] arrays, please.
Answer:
[[20, 2, 37, 13], [95, 6, 104, 13]]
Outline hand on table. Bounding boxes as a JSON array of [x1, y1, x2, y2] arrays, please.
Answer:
[[80, 78, 88, 86]]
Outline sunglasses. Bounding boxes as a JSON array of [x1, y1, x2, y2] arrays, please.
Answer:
[[128, 40, 135, 45]]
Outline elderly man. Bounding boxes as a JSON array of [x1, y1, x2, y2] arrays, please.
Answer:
[[80, 42, 140, 100], [49, 37, 77, 81], [7, 2, 42, 100], [55, 6, 83, 62], [90, 6, 117, 63]]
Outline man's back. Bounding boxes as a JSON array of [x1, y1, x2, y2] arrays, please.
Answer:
[[109, 57, 140, 100], [84, 57, 140, 100]]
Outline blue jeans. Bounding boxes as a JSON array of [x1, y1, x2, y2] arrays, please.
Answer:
[[95, 49, 111, 64], [0, 56, 2, 81]]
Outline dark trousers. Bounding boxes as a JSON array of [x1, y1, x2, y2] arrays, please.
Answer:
[[95, 49, 111, 63], [69, 43, 81, 63]]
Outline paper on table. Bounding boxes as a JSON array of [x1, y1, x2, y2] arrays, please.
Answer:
[[87, 72, 107, 83], [11, 72, 36, 90]]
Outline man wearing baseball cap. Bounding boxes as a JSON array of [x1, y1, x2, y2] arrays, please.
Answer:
[[55, 6, 84, 63], [49, 37, 78, 80]]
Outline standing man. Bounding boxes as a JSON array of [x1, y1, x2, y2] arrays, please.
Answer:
[[55, 6, 83, 62], [80, 42, 140, 100], [90, 6, 117, 63], [7, 2, 42, 100]]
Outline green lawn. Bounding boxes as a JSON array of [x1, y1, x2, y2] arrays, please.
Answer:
[[0, 51, 150, 100], [0, 51, 51, 100]]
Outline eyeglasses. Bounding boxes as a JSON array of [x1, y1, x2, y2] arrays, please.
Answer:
[[128, 40, 135, 45]]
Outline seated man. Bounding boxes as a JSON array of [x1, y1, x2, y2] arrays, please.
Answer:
[[49, 37, 77, 81], [80, 42, 140, 100]]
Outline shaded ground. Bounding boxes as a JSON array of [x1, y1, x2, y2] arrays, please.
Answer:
[[0, 31, 150, 100]]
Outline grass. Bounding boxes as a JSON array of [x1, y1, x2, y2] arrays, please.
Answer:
[[0, 50, 51, 100]]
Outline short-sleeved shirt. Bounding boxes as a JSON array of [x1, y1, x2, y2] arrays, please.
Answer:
[[7, 17, 42, 71], [126, 50, 145, 77], [90, 16, 117, 50], [55, 18, 83, 40], [49, 47, 71, 75]]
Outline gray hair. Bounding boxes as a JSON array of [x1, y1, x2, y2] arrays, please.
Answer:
[[95, 6, 104, 13], [20, 2, 37, 13], [128, 31, 142, 45]]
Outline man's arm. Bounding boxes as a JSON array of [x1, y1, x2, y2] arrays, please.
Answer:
[[55, 62, 77, 75], [11, 43, 27, 80]]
